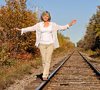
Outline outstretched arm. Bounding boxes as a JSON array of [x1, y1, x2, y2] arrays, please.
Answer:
[[15, 23, 39, 35], [56, 20, 77, 30]]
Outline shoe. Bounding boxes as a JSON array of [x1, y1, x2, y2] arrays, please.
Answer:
[[36, 73, 48, 81], [43, 77, 48, 81], [36, 73, 43, 78], [36, 73, 43, 81]]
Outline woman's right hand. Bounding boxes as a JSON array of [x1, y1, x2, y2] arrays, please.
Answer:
[[15, 28, 21, 31], [13, 28, 21, 31]]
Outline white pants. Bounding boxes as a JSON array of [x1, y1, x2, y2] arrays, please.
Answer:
[[39, 43, 54, 78]]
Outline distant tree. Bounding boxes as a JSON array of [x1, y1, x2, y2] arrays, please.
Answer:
[[77, 6, 100, 51], [58, 32, 75, 49], [77, 39, 84, 48]]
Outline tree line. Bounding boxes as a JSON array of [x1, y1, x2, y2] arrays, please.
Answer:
[[77, 6, 100, 55]]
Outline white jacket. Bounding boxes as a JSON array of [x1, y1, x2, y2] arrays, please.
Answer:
[[21, 22, 69, 49]]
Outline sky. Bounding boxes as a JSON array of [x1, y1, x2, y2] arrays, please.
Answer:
[[0, 0, 100, 45]]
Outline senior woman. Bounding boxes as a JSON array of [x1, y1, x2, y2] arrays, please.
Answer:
[[16, 11, 76, 81]]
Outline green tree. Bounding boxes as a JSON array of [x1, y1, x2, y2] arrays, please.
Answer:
[[77, 6, 100, 51]]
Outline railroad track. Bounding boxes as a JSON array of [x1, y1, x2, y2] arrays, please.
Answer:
[[25, 51, 100, 90]]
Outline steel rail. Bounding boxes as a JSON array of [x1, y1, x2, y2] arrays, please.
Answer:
[[35, 51, 74, 90], [78, 52, 100, 76]]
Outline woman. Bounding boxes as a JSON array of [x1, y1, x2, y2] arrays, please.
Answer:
[[16, 11, 76, 81]]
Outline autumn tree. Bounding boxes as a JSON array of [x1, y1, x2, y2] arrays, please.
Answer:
[[0, 0, 39, 59], [77, 6, 100, 54], [58, 32, 75, 49]]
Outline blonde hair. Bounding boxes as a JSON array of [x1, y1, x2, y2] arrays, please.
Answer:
[[41, 11, 51, 21]]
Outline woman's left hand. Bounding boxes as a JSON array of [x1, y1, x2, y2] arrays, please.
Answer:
[[69, 20, 77, 27], [71, 20, 77, 25]]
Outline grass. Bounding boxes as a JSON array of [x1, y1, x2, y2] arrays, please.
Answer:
[[0, 57, 41, 89], [79, 48, 100, 65]]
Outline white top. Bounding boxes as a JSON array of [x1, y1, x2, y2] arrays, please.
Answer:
[[21, 22, 69, 49], [40, 22, 53, 44]]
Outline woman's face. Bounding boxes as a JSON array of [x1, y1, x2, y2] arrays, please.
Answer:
[[42, 13, 49, 22]]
